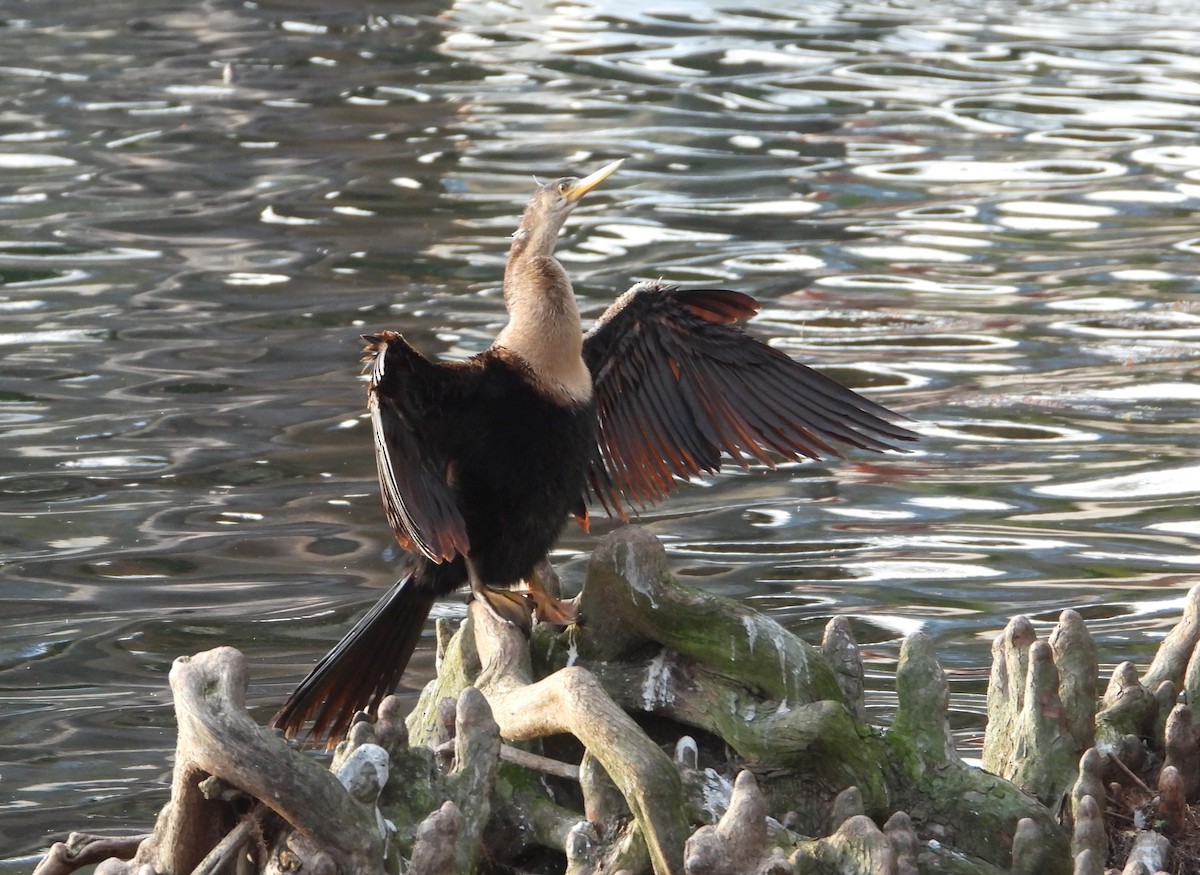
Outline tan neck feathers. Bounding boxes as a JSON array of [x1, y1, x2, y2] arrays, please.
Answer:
[[495, 255, 592, 406]]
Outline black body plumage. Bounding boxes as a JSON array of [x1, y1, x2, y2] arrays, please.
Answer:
[[272, 342, 597, 740], [382, 343, 598, 595]]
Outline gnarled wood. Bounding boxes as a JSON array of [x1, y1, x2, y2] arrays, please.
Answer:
[[469, 597, 690, 875], [38, 529, 1200, 875]]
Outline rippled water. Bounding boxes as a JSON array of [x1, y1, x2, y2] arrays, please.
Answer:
[[5, 0, 1200, 864]]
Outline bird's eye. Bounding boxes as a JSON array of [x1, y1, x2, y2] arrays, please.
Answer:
[[557, 180, 572, 195]]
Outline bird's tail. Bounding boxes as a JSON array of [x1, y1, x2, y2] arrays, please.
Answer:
[[270, 575, 436, 743]]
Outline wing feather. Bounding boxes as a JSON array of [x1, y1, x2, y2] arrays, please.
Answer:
[[582, 282, 918, 517], [363, 332, 470, 563]]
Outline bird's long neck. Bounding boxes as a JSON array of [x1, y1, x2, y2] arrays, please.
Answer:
[[494, 222, 592, 406]]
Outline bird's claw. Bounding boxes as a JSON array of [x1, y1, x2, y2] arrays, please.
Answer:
[[525, 591, 580, 628], [471, 585, 534, 634]]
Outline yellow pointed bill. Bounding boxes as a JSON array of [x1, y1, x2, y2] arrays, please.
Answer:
[[567, 159, 624, 201]]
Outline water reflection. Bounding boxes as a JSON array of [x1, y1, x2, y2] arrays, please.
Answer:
[[1036, 463, 1200, 500], [4, 0, 1200, 864]]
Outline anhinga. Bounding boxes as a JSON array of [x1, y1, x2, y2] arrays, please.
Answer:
[[272, 160, 917, 741]]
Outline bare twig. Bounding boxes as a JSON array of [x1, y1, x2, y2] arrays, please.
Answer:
[[1106, 752, 1152, 794], [433, 739, 582, 780]]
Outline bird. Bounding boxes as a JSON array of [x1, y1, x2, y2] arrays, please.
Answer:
[[271, 160, 918, 741]]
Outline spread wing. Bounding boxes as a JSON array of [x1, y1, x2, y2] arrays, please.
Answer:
[[363, 331, 471, 563], [581, 282, 917, 517]]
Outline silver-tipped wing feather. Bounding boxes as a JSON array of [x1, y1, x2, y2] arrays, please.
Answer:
[[582, 282, 916, 518]]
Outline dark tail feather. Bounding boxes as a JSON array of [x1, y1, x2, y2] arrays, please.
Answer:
[[271, 575, 436, 744]]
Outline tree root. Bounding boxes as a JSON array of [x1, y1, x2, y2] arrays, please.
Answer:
[[32, 834, 147, 875], [31, 526, 1200, 874]]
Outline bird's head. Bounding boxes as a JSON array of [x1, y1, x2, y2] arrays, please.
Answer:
[[513, 159, 624, 255]]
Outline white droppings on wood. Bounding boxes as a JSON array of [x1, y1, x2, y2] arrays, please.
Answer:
[[775, 697, 791, 716], [615, 542, 657, 608], [796, 647, 811, 685], [641, 648, 674, 710], [335, 743, 390, 805], [699, 767, 734, 821], [742, 615, 758, 653], [377, 810, 395, 858], [763, 616, 809, 687], [674, 735, 698, 766], [565, 635, 579, 667]]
